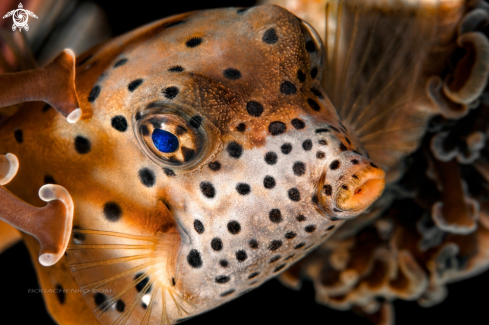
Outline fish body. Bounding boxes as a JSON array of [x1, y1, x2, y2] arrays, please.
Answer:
[[0, 5, 384, 324]]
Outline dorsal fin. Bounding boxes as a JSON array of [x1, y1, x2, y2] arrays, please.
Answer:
[[321, 0, 483, 181]]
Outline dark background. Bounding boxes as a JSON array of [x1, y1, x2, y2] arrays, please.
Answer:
[[1, 0, 488, 324]]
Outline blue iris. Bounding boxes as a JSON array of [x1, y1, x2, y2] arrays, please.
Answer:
[[152, 129, 179, 153]]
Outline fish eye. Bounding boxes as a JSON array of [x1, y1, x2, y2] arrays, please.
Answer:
[[134, 108, 210, 170], [152, 129, 179, 153]]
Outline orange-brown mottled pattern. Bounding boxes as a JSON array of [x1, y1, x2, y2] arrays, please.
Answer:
[[0, 5, 384, 325]]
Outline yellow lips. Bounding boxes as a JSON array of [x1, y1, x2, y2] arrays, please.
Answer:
[[336, 166, 386, 212]]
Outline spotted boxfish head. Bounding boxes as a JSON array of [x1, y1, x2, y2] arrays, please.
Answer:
[[64, 5, 385, 324]]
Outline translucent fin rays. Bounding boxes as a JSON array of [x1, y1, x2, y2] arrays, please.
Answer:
[[67, 229, 190, 325]]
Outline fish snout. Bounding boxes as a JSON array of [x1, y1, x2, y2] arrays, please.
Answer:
[[316, 155, 385, 219]]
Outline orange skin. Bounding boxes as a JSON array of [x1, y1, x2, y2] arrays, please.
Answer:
[[0, 5, 384, 324]]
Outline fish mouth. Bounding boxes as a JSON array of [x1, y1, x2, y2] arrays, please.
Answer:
[[316, 162, 385, 219], [335, 167, 385, 213]]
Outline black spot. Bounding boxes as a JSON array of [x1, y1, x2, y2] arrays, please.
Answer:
[[302, 139, 313, 151], [223, 68, 241, 80], [146, 101, 162, 109], [339, 143, 347, 151], [269, 255, 281, 263], [284, 255, 295, 261], [114, 58, 128, 68], [249, 239, 259, 249], [94, 293, 106, 306], [264, 151, 278, 165], [304, 244, 315, 251], [316, 128, 329, 134], [116, 300, 125, 312], [55, 284, 65, 304], [280, 81, 297, 95], [307, 98, 320, 111], [220, 289, 235, 297], [172, 278, 176, 286], [215, 275, 230, 284], [189, 115, 203, 128], [305, 40, 316, 53], [273, 264, 286, 273], [285, 232, 297, 239], [263, 28, 279, 44], [351, 159, 359, 165], [236, 123, 246, 132], [211, 238, 223, 251], [371, 162, 379, 168], [209, 161, 221, 171], [169, 65, 184, 72], [187, 249, 203, 268], [352, 174, 359, 179], [237, 8, 249, 14], [269, 121, 286, 135], [141, 125, 150, 136], [316, 151, 325, 159], [330, 160, 340, 170], [42, 104, 51, 112], [281, 143, 292, 154], [14, 129, 23, 143], [263, 176, 276, 189], [342, 185, 348, 190], [200, 182, 216, 198], [103, 202, 122, 222], [236, 183, 251, 195], [269, 209, 283, 223], [297, 69, 306, 82], [138, 168, 155, 187], [227, 221, 241, 234], [291, 118, 305, 129], [77, 54, 93, 66], [323, 185, 332, 196], [312, 194, 318, 204], [305, 225, 317, 233], [268, 240, 282, 251], [166, 20, 186, 28], [220, 260, 229, 267], [293, 162, 306, 176], [186, 37, 202, 48], [175, 126, 188, 136], [128, 79, 143, 92], [164, 168, 176, 177], [236, 250, 247, 262], [310, 67, 318, 79], [310, 87, 324, 98], [44, 175, 56, 185], [345, 137, 352, 145], [194, 220, 205, 234], [246, 101, 264, 117], [163, 86, 179, 99], [227, 142, 243, 158], [88, 85, 101, 102], [296, 214, 306, 222], [135, 112, 142, 121], [73, 226, 86, 242], [294, 242, 306, 249], [327, 225, 335, 231], [248, 272, 260, 279], [288, 188, 301, 202], [134, 273, 152, 292]]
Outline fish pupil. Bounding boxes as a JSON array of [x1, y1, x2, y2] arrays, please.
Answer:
[[152, 129, 179, 153]]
